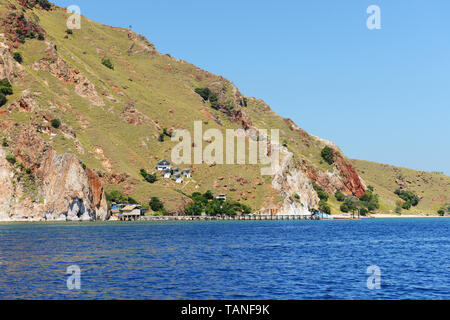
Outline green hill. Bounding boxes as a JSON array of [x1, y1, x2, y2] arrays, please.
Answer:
[[0, 0, 447, 218]]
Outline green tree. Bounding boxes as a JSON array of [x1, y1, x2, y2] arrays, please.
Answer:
[[313, 183, 328, 202], [319, 200, 331, 214], [101, 58, 114, 70], [149, 197, 164, 212], [0, 79, 13, 96], [0, 93, 6, 107], [437, 209, 445, 216], [321, 146, 334, 165], [65, 29, 73, 35], [106, 190, 137, 204], [140, 169, 157, 183], [51, 119, 61, 129], [340, 203, 350, 213], [185, 202, 203, 216], [6, 154, 16, 165], [13, 52, 23, 64], [360, 208, 369, 216], [335, 190, 346, 202], [194, 87, 211, 101], [204, 190, 214, 200], [395, 189, 420, 207], [402, 201, 412, 210]]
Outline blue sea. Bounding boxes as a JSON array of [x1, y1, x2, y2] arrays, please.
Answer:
[[0, 219, 449, 300]]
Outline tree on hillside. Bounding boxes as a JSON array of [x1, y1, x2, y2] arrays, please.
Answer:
[[149, 197, 164, 212], [140, 169, 157, 184], [394, 189, 420, 210], [335, 190, 346, 202], [321, 146, 334, 165]]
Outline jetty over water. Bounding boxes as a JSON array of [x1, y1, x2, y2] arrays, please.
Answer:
[[138, 214, 319, 222]]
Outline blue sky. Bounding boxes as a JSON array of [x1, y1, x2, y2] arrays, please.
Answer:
[[53, 0, 450, 175]]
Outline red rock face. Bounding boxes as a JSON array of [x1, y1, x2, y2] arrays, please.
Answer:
[[85, 168, 105, 210], [333, 152, 366, 198], [306, 150, 366, 198]]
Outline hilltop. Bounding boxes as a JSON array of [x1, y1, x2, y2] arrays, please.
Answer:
[[0, 0, 447, 221]]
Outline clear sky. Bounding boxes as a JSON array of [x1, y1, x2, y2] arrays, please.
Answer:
[[53, 0, 450, 175]]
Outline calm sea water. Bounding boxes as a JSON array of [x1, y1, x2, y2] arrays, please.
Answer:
[[0, 219, 448, 300]]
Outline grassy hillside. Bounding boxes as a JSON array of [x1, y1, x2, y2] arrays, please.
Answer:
[[0, 0, 447, 215], [351, 159, 450, 214]]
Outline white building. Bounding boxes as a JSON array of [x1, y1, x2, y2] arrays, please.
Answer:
[[156, 159, 171, 171], [182, 169, 191, 178], [216, 194, 227, 201], [163, 170, 171, 179]]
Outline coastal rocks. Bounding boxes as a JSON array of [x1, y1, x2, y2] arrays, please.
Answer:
[[272, 146, 319, 215], [32, 42, 104, 106], [0, 124, 108, 222]]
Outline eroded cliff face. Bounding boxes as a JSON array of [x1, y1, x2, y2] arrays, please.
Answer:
[[272, 146, 319, 215], [0, 126, 108, 222], [307, 150, 366, 198]]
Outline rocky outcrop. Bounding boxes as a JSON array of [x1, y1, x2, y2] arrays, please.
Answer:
[[307, 150, 366, 197], [0, 41, 24, 82], [32, 42, 105, 106], [121, 101, 148, 125], [0, 124, 108, 222], [272, 146, 319, 214]]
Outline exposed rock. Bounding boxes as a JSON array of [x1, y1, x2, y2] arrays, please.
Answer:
[[32, 42, 105, 106], [0, 124, 108, 221], [272, 146, 318, 215], [8, 90, 39, 112], [0, 42, 24, 82], [121, 101, 148, 125], [307, 151, 366, 197]]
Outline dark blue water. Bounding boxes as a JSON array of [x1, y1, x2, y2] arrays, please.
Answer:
[[0, 219, 449, 300]]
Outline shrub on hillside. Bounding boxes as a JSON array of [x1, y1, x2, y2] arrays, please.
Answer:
[[319, 200, 331, 214], [150, 197, 164, 212], [321, 146, 334, 165], [437, 209, 445, 216], [51, 119, 61, 129], [37, 0, 52, 10], [313, 183, 328, 202], [0, 79, 13, 96], [140, 169, 157, 184], [394, 189, 420, 208], [0, 93, 6, 107], [195, 88, 211, 101], [106, 190, 138, 210], [335, 190, 346, 202], [101, 58, 114, 70], [6, 154, 16, 165], [204, 190, 214, 200], [13, 52, 23, 64], [195, 87, 219, 109], [65, 29, 73, 35]]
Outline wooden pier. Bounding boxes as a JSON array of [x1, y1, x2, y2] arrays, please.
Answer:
[[138, 214, 319, 222]]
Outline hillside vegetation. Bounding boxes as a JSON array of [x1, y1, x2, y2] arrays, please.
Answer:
[[0, 0, 447, 216], [351, 160, 449, 215]]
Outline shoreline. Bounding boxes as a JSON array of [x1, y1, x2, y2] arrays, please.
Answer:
[[0, 214, 447, 224]]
